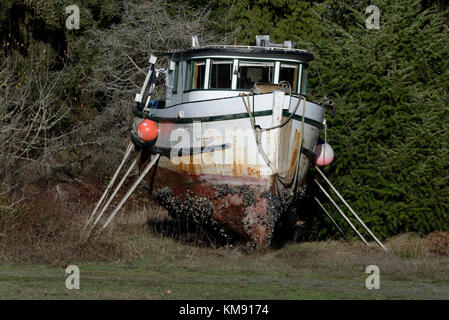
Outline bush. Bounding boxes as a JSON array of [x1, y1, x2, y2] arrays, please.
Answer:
[[422, 231, 449, 256]]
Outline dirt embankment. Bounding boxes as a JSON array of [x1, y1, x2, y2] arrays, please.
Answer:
[[0, 177, 154, 264]]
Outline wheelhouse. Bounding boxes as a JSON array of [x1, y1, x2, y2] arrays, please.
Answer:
[[164, 46, 313, 107]]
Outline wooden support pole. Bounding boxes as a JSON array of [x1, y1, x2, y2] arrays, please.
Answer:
[[100, 154, 160, 232], [315, 167, 387, 251], [87, 153, 140, 235], [85, 142, 133, 228], [314, 197, 349, 241], [314, 178, 369, 246]]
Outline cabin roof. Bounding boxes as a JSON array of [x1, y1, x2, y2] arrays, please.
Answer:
[[165, 45, 314, 62]]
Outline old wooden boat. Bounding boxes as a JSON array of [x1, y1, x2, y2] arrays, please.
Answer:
[[131, 36, 328, 248]]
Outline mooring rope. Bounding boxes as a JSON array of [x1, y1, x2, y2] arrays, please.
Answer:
[[240, 85, 307, 200], [274, 93, 306, 201]]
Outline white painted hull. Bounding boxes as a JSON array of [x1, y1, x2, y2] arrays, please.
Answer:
[[134, 92, 323, 180]]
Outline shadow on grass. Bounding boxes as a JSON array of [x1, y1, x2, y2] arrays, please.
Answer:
[[146, 214, 310, 251], [147, 217, 228, 249]]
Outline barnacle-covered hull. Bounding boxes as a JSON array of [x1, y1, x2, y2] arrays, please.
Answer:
[[146, 166, 287, 248]]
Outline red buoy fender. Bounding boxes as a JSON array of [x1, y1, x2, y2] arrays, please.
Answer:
[[137, 119, 158, 142]]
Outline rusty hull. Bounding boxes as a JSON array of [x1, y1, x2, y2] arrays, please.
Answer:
[[145, 165, 279, 249]]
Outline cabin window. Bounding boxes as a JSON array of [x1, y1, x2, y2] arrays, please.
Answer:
[[192, 60, 206, 89], [185, 60, 206, 91], [279, 63, 298, 92], [210, 60, 233, 89], [300, 64, 308, 95], [173, 62, 179, 93], [166, 65, 174, 93], [237, 60, 275, 89], [184, 61, 192, 91]]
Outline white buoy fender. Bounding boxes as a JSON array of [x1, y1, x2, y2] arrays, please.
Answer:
[[314, 143, 334, 166]]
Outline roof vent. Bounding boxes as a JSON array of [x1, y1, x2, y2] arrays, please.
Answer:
[[255, 35, 270, 47], [283, 40, 296, 49]]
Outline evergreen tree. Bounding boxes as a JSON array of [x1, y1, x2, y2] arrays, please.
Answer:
[[302, 0, 449, 239], [187, 0, 329, 44]]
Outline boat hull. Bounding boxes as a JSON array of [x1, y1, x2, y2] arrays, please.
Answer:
[[135, 91, 324, 248]]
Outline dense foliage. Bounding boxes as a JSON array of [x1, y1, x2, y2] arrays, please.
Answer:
[[1, 0, 448, 239], [304, 0, 449, 239]]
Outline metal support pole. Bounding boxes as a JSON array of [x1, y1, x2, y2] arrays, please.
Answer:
[[137, 68, 152, 103], [315, 167, 387, 251], [135, 56, 157, 104], [143, 69, 160, 113]]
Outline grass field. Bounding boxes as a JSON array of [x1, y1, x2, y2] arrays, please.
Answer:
[[1, 180, 448, 300], [1, 235, 449, 299]]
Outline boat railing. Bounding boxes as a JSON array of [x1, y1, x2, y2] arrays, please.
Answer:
[[166, 44, 309, 53]]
